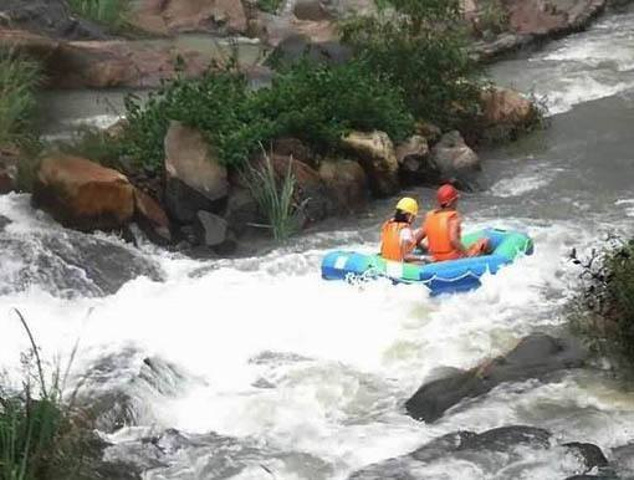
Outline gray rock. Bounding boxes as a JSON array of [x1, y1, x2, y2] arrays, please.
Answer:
[[225, 187, 260, 236], [405, 334, 587, 423], [193, 211, 228, 247], [293, 0, 334, 21]]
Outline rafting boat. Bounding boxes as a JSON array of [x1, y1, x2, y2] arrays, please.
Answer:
[[321, 228, 534, 295]]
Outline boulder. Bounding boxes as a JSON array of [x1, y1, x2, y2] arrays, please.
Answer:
[[405, 334, 587, 423], [0, 166, 16, 194], [480, 86, 538, 141], [395, 135, 430, 185], [225, 187, 259, 236], [130, 0, 248, 35], [193, 210, 228, 247], [266, 34, 352, 67], [133, 189, 171, 245], [272, 137, 315, 168], [164, 121, 229, 223], [293, 0, 334, 21], [341, 131, 399, 197], [318, 159, 368, 214], [429, 131, 480, 190], [32, 155, 135, 231]]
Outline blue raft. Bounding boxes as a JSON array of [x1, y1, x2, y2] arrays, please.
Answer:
[[321, 228, 534, 295]]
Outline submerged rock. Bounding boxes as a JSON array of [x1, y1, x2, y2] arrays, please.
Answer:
[[405, 334, 587, 423], [348, 425, 613, 480]]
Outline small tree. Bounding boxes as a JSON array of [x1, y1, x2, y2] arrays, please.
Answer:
[[340, 0, 484, 129]]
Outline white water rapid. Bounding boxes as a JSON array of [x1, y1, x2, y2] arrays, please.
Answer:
[[2, 5, 634, 480]]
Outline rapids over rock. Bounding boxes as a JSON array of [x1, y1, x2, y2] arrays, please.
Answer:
[[2, 4, 634, 480]]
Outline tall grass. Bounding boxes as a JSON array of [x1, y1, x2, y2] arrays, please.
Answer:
[[67, 0, 129, 29], [241, 152, 305, 241], [0, 51, 41, 147], [0, 310, 82, 480]]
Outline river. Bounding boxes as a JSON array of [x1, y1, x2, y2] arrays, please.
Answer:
[[2, 5, 634, 479]]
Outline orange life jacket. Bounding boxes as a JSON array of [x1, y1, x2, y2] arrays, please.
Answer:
[[380, 220, 412, 262], [424, 209, 461, 262]]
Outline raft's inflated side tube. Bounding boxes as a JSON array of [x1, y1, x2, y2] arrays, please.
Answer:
[[321, 228, 533, 295]]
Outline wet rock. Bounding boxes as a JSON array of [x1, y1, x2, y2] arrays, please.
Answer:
[[348, 425, 584, 480], [0, 166, 15, 194], [225, 187, 259, 236], [342, 131, 399, 197], [130, 0, 248, 36], [164, 121, 229, 223], [32, 155, 135, 232], [318, 159, 368, 214], [133, 189, 171, 245], [479, 86, 539, 142], [293, 0, 334, 21], [267, 34, 352, 67], [429, 131, 480, 189], [565, 442, 610, 471], [395, 135, 431, 185], [405, 334, 587, 423], [193, 210, 228, 247], [0, 0, 110, 40], [0, 214, 10, 231]]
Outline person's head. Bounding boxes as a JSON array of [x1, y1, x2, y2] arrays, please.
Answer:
[[394, 197, 418, 223], [437, 184, 459, 209]]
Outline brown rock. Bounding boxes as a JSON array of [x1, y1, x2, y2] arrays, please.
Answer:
[[164, 121, 229, 223], [272, 137, 315, 167], [395, 135, 431, 186], [293, 0, 333, 21], [0, 168, 15, 194], [341, 131, 399, 197], [32, 155, 135, 231], [133, 189, 171, 244], [479, 86, 538, 141], [318, 159, 368, 214], [130, 0, 248, 35], [431, 131, 480, 173]]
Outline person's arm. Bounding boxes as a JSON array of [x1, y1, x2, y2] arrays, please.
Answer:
[[448, 215, 466, 256]]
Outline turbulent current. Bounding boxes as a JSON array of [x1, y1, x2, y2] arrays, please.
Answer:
[[3, 5, 634, 479]]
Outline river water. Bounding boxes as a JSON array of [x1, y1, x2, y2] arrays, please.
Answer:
[[2, 5, 634, 480]]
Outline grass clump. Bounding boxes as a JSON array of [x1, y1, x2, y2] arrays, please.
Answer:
[[0, 51, 41, 148], [569, 237, 634, 368], [122, 60, 414, 174], [340, 0, 485, 130], [241, 152, 304, 240], [67, 0, 130, 30], [55, 126, 125, 170]]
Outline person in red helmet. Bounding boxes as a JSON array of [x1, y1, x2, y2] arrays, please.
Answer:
[[418, 184, 489, 262]]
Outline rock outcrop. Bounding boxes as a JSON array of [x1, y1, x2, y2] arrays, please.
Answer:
[[479, 86, 539, 141], [342, 131, 399, 197], [405, 334, 587, 423], [130, 0, 248, 36]]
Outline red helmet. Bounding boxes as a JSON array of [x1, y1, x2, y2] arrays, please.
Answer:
[[437, 184, 459, 206]]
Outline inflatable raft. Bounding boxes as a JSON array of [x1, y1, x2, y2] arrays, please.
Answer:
[[321, 228, 534, 295]]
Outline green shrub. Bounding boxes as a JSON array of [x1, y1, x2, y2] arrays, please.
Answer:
[[257, 0, 283, 14], [122, 61, 414, 173], [67, 0, 129, 29], [569, 238, 634, 367], [55, 126, 124, 170], [340, 0, 484, 129], [476, 0, 509, 35], [0, 51, 41, 147]]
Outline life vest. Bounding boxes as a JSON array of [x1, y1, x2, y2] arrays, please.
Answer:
[[380, 220, 411, 262], [424, 209, 461, 262]]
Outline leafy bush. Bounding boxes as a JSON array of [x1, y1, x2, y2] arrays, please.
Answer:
[[340, 0, 484, 129], [569, 237, 634, 366], [0, 51, 41, 147], [55, 126, 125, 170], [257, 0, 283, 14], [67, 0, 129, 29], [122, 61, 414, 173]]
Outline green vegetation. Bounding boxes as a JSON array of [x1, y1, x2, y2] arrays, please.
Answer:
[[340, 0, 484, 130], [241, 151, 303, 240], [122, 61, 414, 173], [570, 238, 634, 367], [67, 0, 130, 29], [0, 310, 86, 480], [475, 0, 509, 36], [56, 126, 124, 170], [0, 51, 41, 148], [257, 0, 284, 14]]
